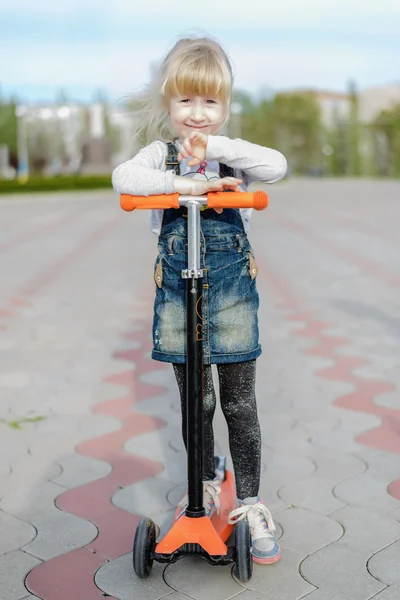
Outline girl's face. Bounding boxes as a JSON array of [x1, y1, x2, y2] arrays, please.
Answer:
[[169, 94, 227, 140]]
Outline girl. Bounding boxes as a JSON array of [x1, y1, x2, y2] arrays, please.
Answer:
[[112, 35, 287, 565]]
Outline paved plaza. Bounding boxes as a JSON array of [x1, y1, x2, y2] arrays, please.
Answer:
[[0, 178, 399, 600]]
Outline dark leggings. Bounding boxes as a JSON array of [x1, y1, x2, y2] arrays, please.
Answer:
[[172, 360, 261, 500]]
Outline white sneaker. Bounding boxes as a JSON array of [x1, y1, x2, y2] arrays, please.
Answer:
[[228, 497, 281, 564], [176, 478, 221, 519]]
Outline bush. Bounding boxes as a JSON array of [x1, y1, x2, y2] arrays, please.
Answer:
[[0, 175, 112, 195]]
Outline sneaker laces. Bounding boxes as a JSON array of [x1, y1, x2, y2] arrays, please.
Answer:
[[204, 479, 221, 514], [228, 502, 276, 542], [177, 479, 221, 515]]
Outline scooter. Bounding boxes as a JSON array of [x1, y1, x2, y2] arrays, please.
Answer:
[[120, 189, 268, 583]]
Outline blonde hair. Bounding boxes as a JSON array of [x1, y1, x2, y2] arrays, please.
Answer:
[[130, 35, 234, 144]]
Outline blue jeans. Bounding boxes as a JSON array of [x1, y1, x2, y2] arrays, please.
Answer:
[[152, 207, 261, 364]]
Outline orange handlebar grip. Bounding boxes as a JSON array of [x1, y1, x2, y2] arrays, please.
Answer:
[[120, 193, 180, 211], [207, 190, 268, 210]]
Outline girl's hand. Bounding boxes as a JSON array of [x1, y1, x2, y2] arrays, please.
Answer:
[[188, 176, 242, 195], [188, 176, 243, 213], [173, 174, 243, 213], [178, 131, 208, 166]]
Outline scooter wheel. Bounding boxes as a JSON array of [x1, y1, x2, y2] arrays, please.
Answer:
[[133, 518, 157, 578], [233, 518, 253, 583]]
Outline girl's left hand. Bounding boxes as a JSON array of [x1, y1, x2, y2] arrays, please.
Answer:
[[178, 131, 208, 166]]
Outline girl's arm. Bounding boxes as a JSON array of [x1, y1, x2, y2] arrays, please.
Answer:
[[206, 136, 287, 185], [111, 139, 243, 197], [111, 141, 176, 196]]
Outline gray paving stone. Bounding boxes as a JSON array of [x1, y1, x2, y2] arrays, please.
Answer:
[[239, 548, 314, 598], [310, 446, 366, 480], [334, 471, 400, 514], [0, 511, 36, 555], [388, 507, 400, 522], [289, 408, 342, 434], [0, 550, 41, 600], [337, 409, 384, 434], [359, 448, 400, 480], [373, 390, 400, 410], [279, 474, 347, 515], [95, 551, 172, 600], [261, 448, 315, 488], [331, 506, 400, 553], [164, 556, 242, 600], [301, 541, 385, 599], [113, 477, 178, 523], [310, 428, 371, 455], [1, 481, 98, 561], [0, 463, 10, 477], [52, 453, 112, 488], [0, 371, 33, 388], [257, 484, 291, 515], [0, 455, 61, 496], [0, 428, 41, 465], [28, 414, 120, 459], [368, 541, 400, 586], [261, 423, 314, 456], [154, 595, 202, 600], [300, 591, 355, 600], [34, 412, 120, 439], [274, 507, 343, 555], [371, 586, 400, 600], [124, 428, 186, 485], [1, 480, 64, 519], [23, 510, 98, 561]]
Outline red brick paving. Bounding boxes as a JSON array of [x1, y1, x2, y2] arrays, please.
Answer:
[[26, 321, 169, 599]]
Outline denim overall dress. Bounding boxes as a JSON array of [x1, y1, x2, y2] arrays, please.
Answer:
[[152, 142, 261, 365]]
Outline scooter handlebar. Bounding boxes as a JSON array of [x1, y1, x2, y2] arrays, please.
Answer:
[[120, 190, 268, 212]]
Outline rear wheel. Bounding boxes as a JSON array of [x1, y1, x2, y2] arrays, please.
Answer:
[[133, 518, 157, 578], [233, 518, 253, 583]]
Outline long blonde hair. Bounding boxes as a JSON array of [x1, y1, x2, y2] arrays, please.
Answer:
[[130, 35, 234, 144]]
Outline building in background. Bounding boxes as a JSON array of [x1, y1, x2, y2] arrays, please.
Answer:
[[359, 83, 400, 122]]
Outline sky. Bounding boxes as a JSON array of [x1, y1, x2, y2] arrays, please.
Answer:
[[1, 0, 399, 105]]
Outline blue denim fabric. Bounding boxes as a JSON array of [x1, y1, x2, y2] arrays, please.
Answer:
[[152, 208, 261, 364]]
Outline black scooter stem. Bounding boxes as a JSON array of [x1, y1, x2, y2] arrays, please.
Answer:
[[185, 276, 206, 517]]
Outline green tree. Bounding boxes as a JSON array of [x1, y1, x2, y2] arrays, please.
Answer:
[[373, 104, 400, 177], [272, 93, 324, 174], [347, 79, 362, 176], [232, 91, 324, 175], [0, 95, 18, 166]]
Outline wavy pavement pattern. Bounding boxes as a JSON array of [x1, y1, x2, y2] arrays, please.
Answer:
[[0, 215, 122, 334], [26, 321, 169, 599], [263, 263, 400, 498], [261, 261, 400, 598]]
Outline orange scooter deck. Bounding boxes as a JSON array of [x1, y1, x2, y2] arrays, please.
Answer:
[[155, 470, 237, 556]]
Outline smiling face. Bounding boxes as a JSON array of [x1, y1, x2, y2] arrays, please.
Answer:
[[160, 39, 233, 141], [169, 95, 227, 140]]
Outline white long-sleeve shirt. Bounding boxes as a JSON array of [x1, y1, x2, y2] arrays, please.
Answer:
[[112, 136, 287, 234]]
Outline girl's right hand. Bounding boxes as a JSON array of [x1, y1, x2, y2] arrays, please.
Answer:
[[189, 176, 243, 196], [174, 175, 242, 195], [173, 176, 243, 213]]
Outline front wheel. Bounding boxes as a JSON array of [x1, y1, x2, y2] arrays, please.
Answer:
[[133, 518, 157, 578], [233, 518, 253, 583]]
